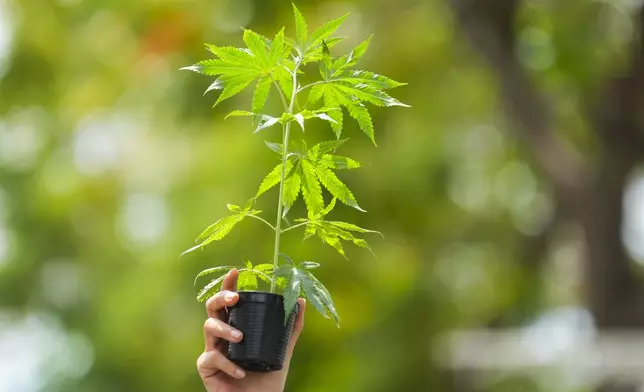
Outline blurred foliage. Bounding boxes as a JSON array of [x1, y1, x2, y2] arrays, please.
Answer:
[[0, 0, 638, 391]]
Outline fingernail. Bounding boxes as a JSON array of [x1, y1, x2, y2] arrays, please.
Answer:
[[230, 329, 242, 340], [235, 368, 246, 378], [225, 292, 236, 301]]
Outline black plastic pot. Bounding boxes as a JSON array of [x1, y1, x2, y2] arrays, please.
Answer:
[[227, 291, 298, 372]]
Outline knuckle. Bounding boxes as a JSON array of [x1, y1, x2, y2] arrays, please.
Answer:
[[196, 352, 207, 369], [203, 318, 212, 330], [205, 318, 228, 334], [205, 296, 216, 310], [206, 291, 224, 305], [204, 317, 219, 331]]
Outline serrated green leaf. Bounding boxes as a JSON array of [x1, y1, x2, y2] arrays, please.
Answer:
[[319, 41, 333, 79], [214, 73, 257, 106], [291, 109, 338, 130], [303, 219, 316, 240], [351, 238, 370, 249], [193, 266, 233, 286], [302, 217, 378, 258], [293, 113, 305, 131], [255, 116, 281, 133], [320, 197, 337, 217], [274, 65, 294, 99], [254, 270, 272, 284], [302, 37, 345, 63], [322, 86, 343, 137], [244, 260, 253, 269], [315, 163, 363, 211], [253, 264, 273, 284], [243, 29, 269, 68], [326, 109, 343, 138], [320, 154, 360, 170], [264, 141, 283, 154], [332, 35, 371, 74], [308, 13, 349, 53], [225, 110, 255, 119], [333, 83, 405, 107], [292, 4, 308, 48], [252, 77, 272, 113], [336, 70, 406, 89], [307, 84, 324, 106], [299, 261, 320, 270], [348, 35, 371, 64], [329, 221, 382, 236], [238, 269, 258, 291], [182, 215, 244, 256], [254, 263, 274, 273], [275, 263, 339, 326], [244, 198, 256, 210], [314, 112, 337, 123], [319, 232, 345, 256], [323, 37, 345, 48], [256, 161, 294, 198], [303, 271, 339, 326], [283, 270, 302, 322], [300, 159, 324, 218], [275, 276, 288, 291], [307, 80, 406, 142], [346, 103, 375, 145], [301, 274, 329, 319], [280, 112, 295, 124], [204, 79, 224, 95], [314, 139, 348, 155], [227, 204, 241, 212], [278, 252, 297, 266], [282, 167, 301, 211], [268, 28, 287, 65], [205, 45, 258, 66], [197, 275, 227, 302], [182, 205, 261, 256], [180, 59, 260, 76], [285, 36, 298, 51], [259, 33, 272, 48], [205, 44, 255, 61]]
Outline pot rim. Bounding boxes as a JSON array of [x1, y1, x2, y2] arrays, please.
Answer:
[[236, 291, 285, 304]]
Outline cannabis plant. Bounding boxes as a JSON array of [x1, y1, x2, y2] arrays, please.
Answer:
[[181, 5, 408, 326]]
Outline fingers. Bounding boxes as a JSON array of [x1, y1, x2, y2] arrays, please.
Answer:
[[204, 317, 243, 351], [221, 268, 238, 291], [285, 298, 306, 359], [205, 289, 239, 319], [197, 350, 246, 380], [197, 269, 247, 381]]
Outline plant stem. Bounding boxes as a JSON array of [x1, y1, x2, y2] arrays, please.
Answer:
[[271, 77, 289, 110], [297, 80, 327, 94], [247, 214, 277, 232], [270, 61, 300, 293], [280, 221, 309, 234]]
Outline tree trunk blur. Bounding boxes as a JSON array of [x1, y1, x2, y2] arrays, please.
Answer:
[[450, 0, 644, 390]]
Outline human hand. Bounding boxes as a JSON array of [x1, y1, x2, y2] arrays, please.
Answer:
[[197, 269, 306, 392]]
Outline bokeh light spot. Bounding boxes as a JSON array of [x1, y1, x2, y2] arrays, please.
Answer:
[[119, 192, 169, 246], [622, 168, 644, 262]]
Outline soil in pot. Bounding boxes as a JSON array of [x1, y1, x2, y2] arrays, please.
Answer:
[[227, 291, 298, 372]]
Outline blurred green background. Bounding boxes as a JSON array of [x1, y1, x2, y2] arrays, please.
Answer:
[[2, 0, 644, 391]]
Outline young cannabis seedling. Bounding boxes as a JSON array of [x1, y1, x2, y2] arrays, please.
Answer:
[[181, 4, 408, 326]]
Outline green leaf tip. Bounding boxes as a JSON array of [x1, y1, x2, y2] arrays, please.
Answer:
[[181, 202, 261, 256], [292, 3, 308, 47], [194, 266, 234, 286]]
